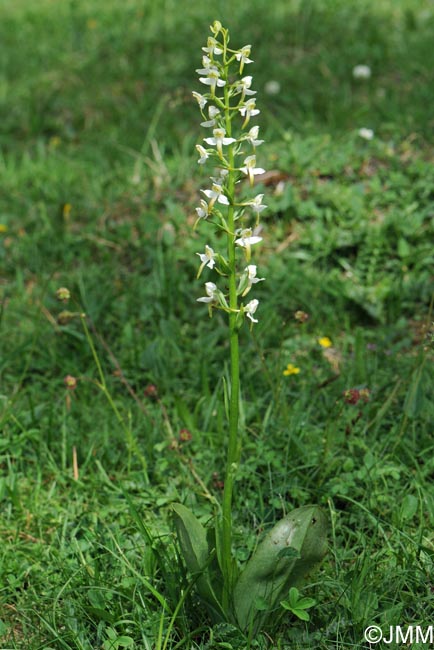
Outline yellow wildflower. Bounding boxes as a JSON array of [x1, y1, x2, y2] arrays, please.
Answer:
[[283, 363, 300, 376], [49, 136, 61, 148], [63, 203, 72, 219], [318, 336, 332, 348], [0, 224, 8, 233]]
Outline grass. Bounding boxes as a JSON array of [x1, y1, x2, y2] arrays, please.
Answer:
[[1, 0, 433, 648]]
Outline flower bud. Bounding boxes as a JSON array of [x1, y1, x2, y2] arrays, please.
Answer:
[[211, 20, 222, 35]]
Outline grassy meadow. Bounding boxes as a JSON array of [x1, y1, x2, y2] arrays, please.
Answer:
[[1, 0, 433, 648]]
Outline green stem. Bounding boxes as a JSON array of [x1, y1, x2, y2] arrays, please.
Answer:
[[220, 71, 240, 611]]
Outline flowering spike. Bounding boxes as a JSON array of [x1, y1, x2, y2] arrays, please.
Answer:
[[193, 23, 266, 326]]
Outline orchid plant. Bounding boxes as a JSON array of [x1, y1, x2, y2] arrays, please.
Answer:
[[194, 19, 266, 609], [172, 22, 327, 635]]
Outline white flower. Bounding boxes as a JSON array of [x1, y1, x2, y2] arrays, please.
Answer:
[[197, 245, 217, 276], [245, 298, 259, 323], [243, 193, 267, 215], [235, 227, 263, 252], [264, 80, 281, 95], [201, 105, 221, 128], [195, 199, 210, 219], [234, 76, 256, 97], [202, 37, 223, 55], [197, 281, 218, 303], [243, 125, 264, 148], [235, 45, 253, 73], [197, 65, 226, 93], [201, 182, 229, 208], [196, 57, 219, 75], [192, 91, 207, 109], [196, 145, 209, 165], [201, 55, 212, 68], [241, 265, 265, 295], [358, 127, 374, 140], [246, 265, 264, 282], [204, 127, 236, 157], [239, 98, 260, 126], [240, 155, 266, 185], [353, 65, 371, 79]]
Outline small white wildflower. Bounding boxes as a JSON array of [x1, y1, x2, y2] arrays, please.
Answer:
[[243, 193, 267, 215], [192, 91, 207, 109], [352, 65, 371, 79], [197, 245, 217, 277], [245, 298, 259, 323], [204, 127, 236, 157], [197, 281, 218, 303], [196, 58, 215, 77], [197, 66, 226, 93], [195, 199, 210, 219], [201, 54, 213, 67], [243, 125, 264, 148], [234, 76, 256, 97], [235, 45, 253, 73], [239, 98, 260, 126], [235, 228, 262, 248], [201, 182, 229, 208], [200, 105, 221, 128], [202, 36, 223, 56], [240, 155, 266, 185], [241, 265, 265, 296], [264, 80, 281, 95], [358, 127, 374, 140], [196, 145, 210, 165]]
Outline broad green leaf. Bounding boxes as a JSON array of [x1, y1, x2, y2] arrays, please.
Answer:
[[172, 503, 225, 621], [172, 503, 208, 573], [233, 505, 327, 631]]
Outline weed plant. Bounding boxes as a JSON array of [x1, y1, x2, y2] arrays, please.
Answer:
[[1, 0, 433, 648]]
